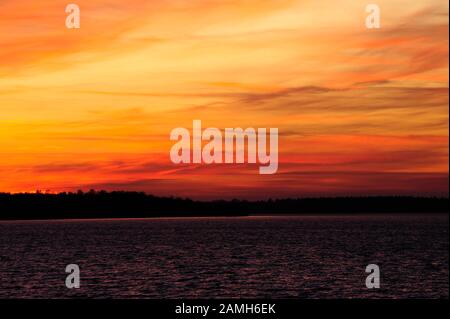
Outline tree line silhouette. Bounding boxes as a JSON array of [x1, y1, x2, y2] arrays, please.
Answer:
[[0, 190, 448, 220]]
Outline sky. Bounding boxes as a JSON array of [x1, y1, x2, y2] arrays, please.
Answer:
[[0, 0, 448, 199]]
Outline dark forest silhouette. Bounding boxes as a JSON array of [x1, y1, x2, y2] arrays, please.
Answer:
[[0, 190, 448, 220]]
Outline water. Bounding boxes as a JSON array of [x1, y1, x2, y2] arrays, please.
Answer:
[[0, 215, 448, 299]]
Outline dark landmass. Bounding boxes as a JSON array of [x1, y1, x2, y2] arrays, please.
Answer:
[[0, 190, 448, 220]]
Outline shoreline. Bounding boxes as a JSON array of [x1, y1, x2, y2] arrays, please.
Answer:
[[1, 212, 448, 223]]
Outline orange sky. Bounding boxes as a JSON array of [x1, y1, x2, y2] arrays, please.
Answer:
[[0, 0, 448, 199]]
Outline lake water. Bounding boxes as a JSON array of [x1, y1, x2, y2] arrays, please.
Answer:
[[0, 215, 448, 298]]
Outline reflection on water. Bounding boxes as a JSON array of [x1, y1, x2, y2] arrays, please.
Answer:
[[0, 215, 448, 298]]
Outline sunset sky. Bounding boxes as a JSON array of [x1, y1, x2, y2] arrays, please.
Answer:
[[0, 0, 448, 199]]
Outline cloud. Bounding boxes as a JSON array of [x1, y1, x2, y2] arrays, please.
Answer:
[[0, 0, 448, 199]]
